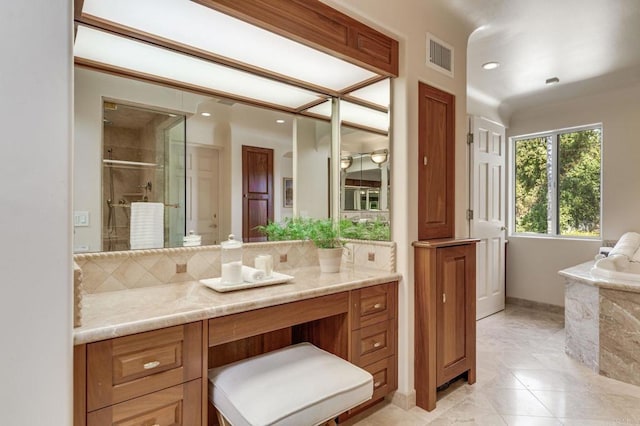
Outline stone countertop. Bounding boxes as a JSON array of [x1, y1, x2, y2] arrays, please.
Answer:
[[559, 261, 640, 293], [74, 266, 401, 345]]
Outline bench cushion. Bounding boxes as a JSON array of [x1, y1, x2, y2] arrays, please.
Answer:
[[208, 342, 373, 426]]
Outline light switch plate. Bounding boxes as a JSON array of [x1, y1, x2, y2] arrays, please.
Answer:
[[74, 211, 90, 227]]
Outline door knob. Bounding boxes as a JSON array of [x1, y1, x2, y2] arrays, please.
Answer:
[[499, 226, 506, 231]]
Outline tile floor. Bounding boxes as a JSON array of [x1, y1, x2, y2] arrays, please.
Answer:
[[347, 305, 640, 425]]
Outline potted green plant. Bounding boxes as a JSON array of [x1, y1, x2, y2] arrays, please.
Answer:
[[308, 218, 344, 273], [256, 217, 344, 273]]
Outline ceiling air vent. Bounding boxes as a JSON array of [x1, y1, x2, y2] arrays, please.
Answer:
[[427, 33, 454, 77]]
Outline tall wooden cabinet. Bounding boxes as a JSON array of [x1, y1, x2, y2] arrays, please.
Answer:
[[417, 82, 455, 240], [413, 239, 477, 411]]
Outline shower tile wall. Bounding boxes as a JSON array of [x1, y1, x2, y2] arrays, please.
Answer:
[[103, 121, 160, 251]]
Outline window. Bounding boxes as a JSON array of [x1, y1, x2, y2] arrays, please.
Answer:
[[512, 125, 601, 237]]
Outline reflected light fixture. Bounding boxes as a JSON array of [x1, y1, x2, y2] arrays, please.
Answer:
[[201, 112, 211, 117], [482, 61, 500, 70], [370, 149, 388, 165], [276, 119, 285, 124], [340, 155, 353, 170]]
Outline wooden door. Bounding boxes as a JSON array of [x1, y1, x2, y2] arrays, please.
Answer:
[[470, 116, 506, 319], [242, 145, 274, 242], [186, 145, 220, 245], [436, 244, 476, 386], [418, 82, 455, 240]]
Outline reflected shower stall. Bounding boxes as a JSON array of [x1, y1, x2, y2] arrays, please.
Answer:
[[102, 102, 185, 251]]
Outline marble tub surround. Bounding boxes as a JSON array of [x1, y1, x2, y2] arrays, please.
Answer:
[[74, 239, 396, 294], [74, 265, 400, 344], [561, 261, 640, 386], [599, 288, 640, 386], [73, 261, 83, 328], [564, 280, 599, 371], [560, 260, 640, 293]]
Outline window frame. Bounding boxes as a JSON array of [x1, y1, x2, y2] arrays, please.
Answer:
[[510, 123, 603, 239]]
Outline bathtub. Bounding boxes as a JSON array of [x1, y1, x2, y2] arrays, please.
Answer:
[[561, 261, 640, 387], [590, 255, 640, 282]]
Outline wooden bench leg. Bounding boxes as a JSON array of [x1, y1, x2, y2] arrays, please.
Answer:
[[216, 410, 232, 426]]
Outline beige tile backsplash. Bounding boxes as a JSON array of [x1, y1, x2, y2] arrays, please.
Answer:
[[74, 240, 396, 294]]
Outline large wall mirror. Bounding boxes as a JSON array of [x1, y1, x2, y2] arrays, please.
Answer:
[[72, 0, 392, 253]]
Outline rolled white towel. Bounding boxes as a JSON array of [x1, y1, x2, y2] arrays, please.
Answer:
[[632, 247, 640, 263], [242, 265, 265, 283], [608, 232, 640, 260]]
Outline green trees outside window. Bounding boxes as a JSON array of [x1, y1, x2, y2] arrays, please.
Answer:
[[514, 127, 601, 237]]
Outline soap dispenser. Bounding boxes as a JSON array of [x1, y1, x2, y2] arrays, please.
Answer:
[[221, 234, 243, 285]]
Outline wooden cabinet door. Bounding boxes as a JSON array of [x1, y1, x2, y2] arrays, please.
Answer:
[[435, 244, 476, 385], [418, 82, 455, 240]]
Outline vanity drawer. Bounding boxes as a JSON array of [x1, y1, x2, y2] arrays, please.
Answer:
[[340, 355, 397, 421], [351, 282, 397, 329], [350, 319, 396, 366], [87, 322, 202, 411], [364, 355, 397, 402], [87, 379, 201, 426]]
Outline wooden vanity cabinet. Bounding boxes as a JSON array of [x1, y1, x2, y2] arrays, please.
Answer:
[[75, 322, 204, 426], [75, 282, 399, 425], [341, 281, 398, 420], [413, 239, 477, 411]]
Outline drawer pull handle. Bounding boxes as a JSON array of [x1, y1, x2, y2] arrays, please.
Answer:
[[373, 303, 382, 309], [374, 381, 382, 388], [143, 361, 161, 370], [373, 342, 382, 348]]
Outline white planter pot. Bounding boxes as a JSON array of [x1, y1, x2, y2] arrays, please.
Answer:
[[317, 247, 343, 273]]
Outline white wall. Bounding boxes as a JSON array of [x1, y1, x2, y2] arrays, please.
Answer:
[[506, 82, 640, 306], [324, 0, 472, 403], [0, 2, 73, 424], [295, 117, 331, 219]]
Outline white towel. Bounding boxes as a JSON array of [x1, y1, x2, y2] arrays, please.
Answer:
[[242, 265, 265, 283], [608, 232, 640, 261], [130, 202, 164, 249]]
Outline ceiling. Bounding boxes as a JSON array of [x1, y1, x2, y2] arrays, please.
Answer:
[[439, 0, 640, 120]]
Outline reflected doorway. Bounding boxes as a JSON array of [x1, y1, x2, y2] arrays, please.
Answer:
[[187, 145, 220, 245], [242, 145, 274, 242]]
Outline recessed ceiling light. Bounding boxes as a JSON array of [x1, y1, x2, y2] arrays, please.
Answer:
[[276, 119, 285, 124], [545, 77, 560, 85], [201, 112, 211, 117], [482, 61, 500, 70]]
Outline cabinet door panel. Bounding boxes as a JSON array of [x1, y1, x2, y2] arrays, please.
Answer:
[[418, 83, 455, 239], [436, 244, 475, 385]]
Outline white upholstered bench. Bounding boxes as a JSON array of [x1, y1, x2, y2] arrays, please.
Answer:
[[208, 342, 373, 426]]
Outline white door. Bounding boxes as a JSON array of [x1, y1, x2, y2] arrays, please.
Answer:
[[187, 145, 220, 245], [470, 116, 506, 319]]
